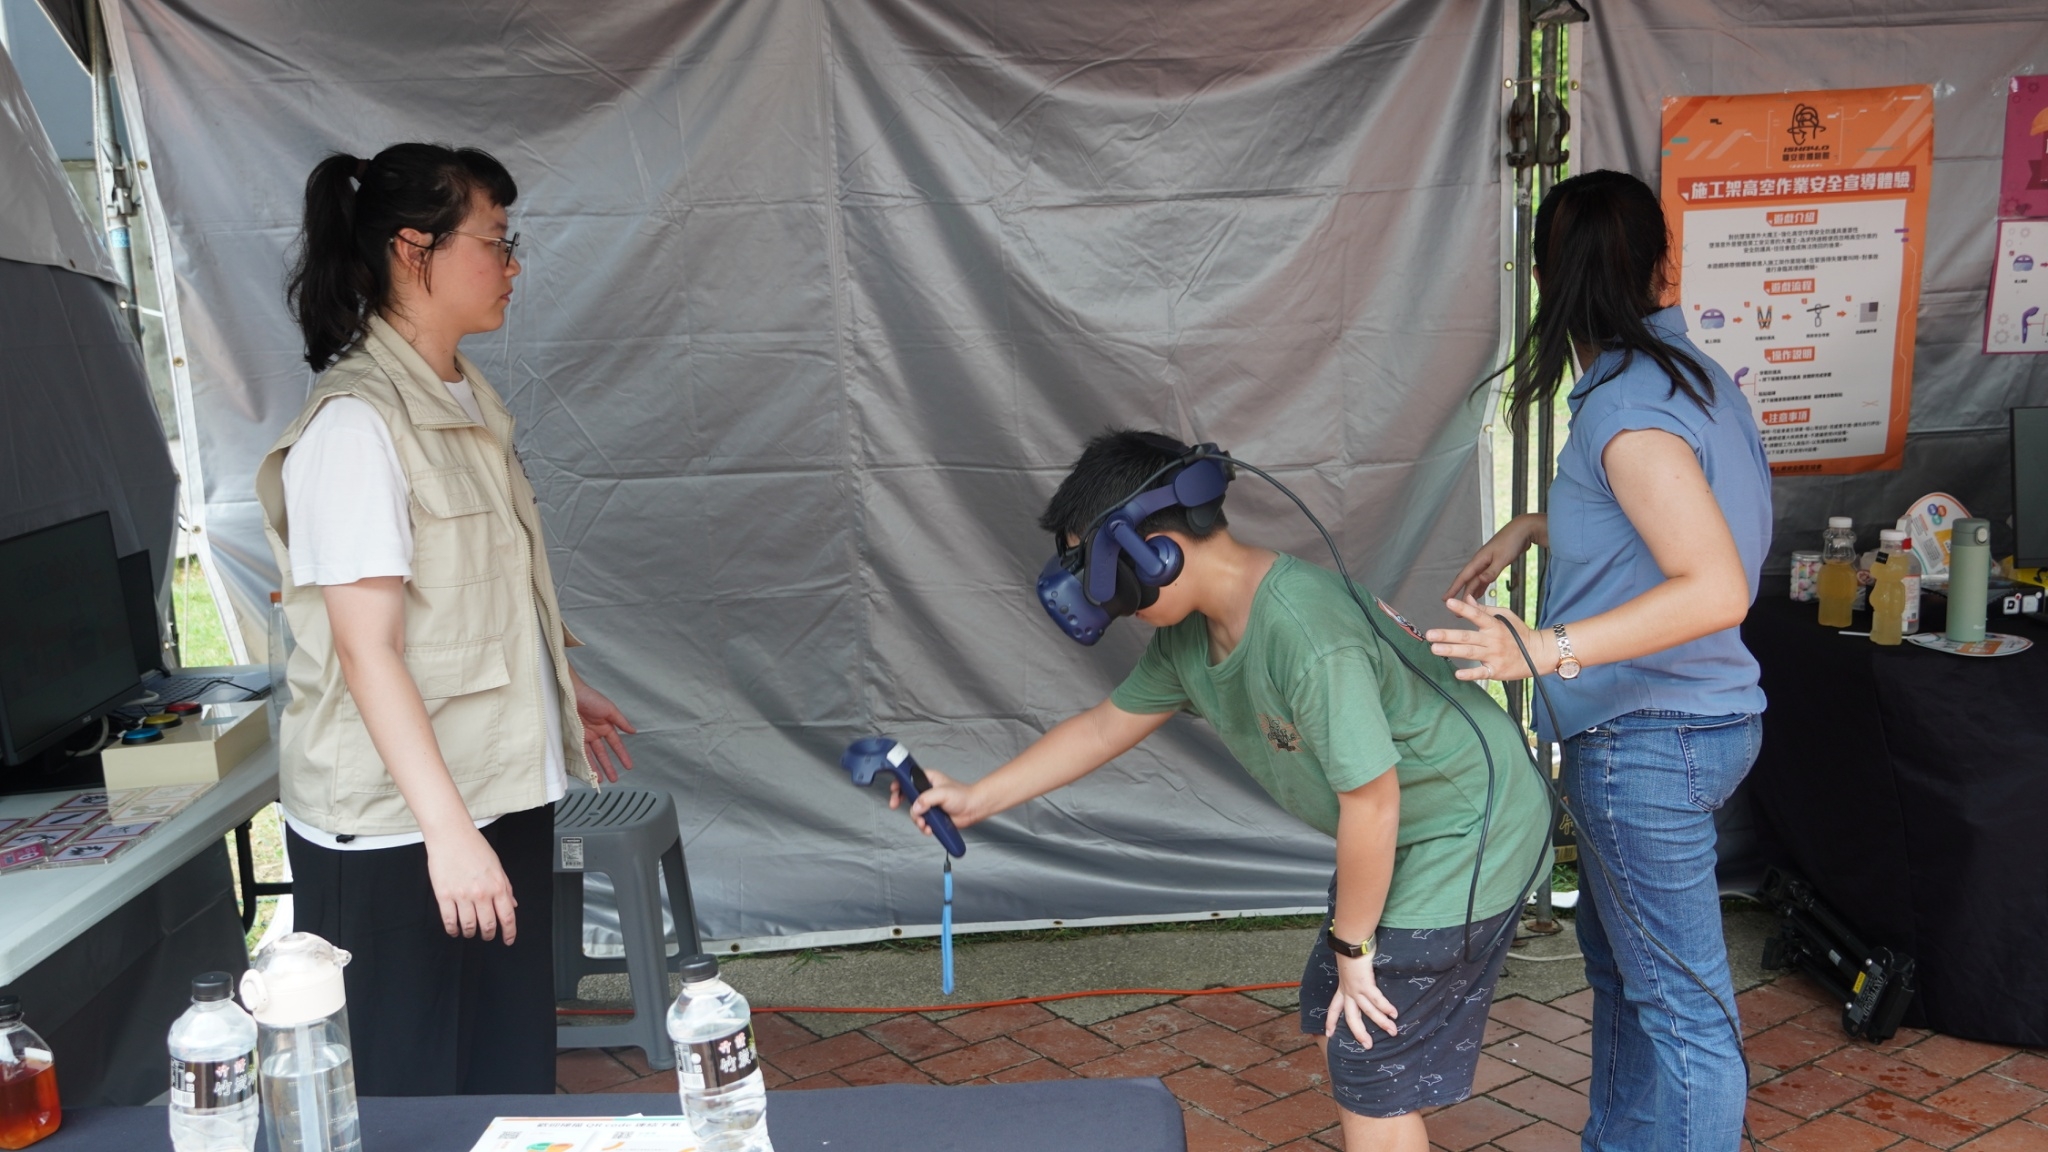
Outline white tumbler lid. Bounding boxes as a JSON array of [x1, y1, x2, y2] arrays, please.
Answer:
[[1828, 516, 1854, 528], [1879, 530, 1906, 545], [240, 932, 351, 1026]]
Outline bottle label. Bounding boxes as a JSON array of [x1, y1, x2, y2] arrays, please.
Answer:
[[170, 1050, 256, 1110], [676, 1024, 758, 1091]]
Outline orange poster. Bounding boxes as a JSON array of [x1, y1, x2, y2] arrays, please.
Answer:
[[1661, 86, 1933, 475]]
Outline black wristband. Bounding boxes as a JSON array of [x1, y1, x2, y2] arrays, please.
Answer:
[[1324, 926, 1372, 959]]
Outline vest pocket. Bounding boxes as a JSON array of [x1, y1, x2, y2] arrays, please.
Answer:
[[333, 639, 511, 796], [404, 637, 511, 699], [410, 466, 503, 588]]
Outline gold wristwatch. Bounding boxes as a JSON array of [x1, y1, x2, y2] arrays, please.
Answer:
[[1552, 623, 1582, 680]]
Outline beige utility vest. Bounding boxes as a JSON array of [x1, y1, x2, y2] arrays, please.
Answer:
[[255, 315, 589, 835]]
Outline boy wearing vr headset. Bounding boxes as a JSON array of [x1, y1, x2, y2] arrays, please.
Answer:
[[896, 430, 1549, 1152]]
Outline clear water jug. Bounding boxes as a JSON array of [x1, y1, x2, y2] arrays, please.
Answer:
[[238, 934, 360, 1152]]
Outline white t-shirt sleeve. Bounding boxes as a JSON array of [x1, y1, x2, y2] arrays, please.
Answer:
[[280, 397, 414, 586]]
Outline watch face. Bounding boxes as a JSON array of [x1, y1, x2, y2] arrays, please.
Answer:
[[1558, 658, 1582, 680]]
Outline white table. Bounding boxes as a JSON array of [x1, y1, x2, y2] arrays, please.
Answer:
[[0, 742, 278, 985]]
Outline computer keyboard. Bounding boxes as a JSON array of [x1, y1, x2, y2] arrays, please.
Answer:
[[128, 674, 264, 708]]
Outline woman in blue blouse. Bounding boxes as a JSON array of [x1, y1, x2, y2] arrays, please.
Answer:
[[1427, 170, 1772, 1152]]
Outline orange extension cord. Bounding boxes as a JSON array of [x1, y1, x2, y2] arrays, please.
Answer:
[[556, 981, 1297, 1017]]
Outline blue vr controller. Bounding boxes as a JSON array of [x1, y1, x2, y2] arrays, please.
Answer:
[[841, 737, 967, 858]]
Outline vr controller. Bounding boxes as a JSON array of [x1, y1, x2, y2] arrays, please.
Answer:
[[841, 737, 967, 858], [1035, 443, 1233, 645]]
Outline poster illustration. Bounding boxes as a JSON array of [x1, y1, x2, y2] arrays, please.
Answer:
[[1986, 219, 2048, 354], [1661, 86, 1933, 475], [2000, 75, 2048, 221]]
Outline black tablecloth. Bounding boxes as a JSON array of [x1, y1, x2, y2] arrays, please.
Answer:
[[39, 1079, 1187, 1152], [1742, 596, 2048, 1047]]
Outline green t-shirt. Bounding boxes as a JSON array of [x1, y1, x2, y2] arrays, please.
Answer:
[[1109, 553, 1550, 928]]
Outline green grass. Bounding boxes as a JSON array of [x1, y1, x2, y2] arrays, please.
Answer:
[[173, 556, 234, 667], [222, 804, 287, 955]]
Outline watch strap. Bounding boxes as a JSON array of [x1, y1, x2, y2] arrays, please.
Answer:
[[1323, 926, 1374, 960]]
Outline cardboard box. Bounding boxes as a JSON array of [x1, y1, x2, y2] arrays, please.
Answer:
[[100, 701, 268, 790]]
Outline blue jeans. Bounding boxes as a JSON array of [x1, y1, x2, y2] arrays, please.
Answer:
[[1561, 710, 1761, 1152]]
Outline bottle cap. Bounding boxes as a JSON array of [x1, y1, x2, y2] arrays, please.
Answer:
[[0, 996, 20, 1024], [1954, 518, 1989, 547], [270, 591, 282, 603], [1828, 516, 1854, 528], [192, 971, 234, 1003], [242, 932, 351, 1026], [1879, 530, 1905, 545], [679, 953, 720, 984]]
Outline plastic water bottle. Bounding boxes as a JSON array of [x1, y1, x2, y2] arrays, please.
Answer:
[[266, 592, 292, 749], [1818, 517, 1858, 628], [667, 954, 773, 1152], [169, 972, 259, 1152]]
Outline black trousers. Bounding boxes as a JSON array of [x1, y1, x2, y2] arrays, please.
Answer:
[[285, 803, 556, 1096]]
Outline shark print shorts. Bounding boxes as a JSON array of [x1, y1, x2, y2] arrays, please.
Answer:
[[1299, 881, 1517, 1119]]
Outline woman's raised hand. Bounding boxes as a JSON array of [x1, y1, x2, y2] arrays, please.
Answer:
[[1445, 513, 1548, 601]]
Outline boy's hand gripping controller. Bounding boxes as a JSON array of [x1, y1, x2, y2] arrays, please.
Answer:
[[841, 737, 967, 858]]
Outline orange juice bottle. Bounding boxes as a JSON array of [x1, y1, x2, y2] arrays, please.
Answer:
[[1869, 532, 1910, 646], [1817, 517, 1858, 628], [0, 997, 59, 1149]]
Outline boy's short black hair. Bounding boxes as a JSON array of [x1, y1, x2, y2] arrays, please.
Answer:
[[1039, 429, 1228, 542]]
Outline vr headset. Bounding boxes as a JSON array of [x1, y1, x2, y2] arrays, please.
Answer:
[[1035, 442, 1233, 645]]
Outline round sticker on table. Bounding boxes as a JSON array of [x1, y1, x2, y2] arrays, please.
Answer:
[[1903, 632, 2033, 658]]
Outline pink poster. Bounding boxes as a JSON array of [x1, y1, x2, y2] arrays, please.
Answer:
[[2001, 75, 2048, 220]]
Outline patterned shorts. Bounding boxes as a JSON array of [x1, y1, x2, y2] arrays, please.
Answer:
[[1298, 885, 1517, 1119]]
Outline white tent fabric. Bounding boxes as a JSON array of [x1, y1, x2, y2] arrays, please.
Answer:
[[1579, 1, 2048, 568], [107, 0, 1516, 945], [0, 36, 114, 283]]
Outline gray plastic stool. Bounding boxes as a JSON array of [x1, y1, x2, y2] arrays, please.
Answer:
[[553, 787, 701, 1069]]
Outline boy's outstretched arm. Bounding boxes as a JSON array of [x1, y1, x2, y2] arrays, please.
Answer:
[[1326, 770, 1402, 1046], [890, 700, 1173, 835]]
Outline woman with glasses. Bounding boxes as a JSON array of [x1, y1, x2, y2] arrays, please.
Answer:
[[254, 143, 637, 1095]]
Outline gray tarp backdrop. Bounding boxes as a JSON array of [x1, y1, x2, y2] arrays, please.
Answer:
[[1580, 1, 2048, 570], [106, 0, 1516, 945]]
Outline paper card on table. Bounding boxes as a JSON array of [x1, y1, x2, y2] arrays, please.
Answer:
[[82, 820, 159, 843], [58, 791, 112, 809], [30, 807, 104, 830], [146, 783, 213, 801], [111, 799, 187, 821], [0, 841, 47, 873], [46, 838, 135, 866], [465, 1115, 697, 1152], [2, 830, 78, 852]]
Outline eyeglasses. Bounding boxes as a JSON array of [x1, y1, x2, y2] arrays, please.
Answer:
[[447, 230, 522, 267]]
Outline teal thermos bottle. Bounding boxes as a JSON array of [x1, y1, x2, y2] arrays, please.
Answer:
[[1945, 518, 1990, 643]]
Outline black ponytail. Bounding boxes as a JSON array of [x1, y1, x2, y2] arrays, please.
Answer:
[[285, 143, 518, 371], [1486, 169, 1714, 416]]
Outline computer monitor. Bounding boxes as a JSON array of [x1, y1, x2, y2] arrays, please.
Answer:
[[0, 512, 143, 765], [2015, 407, 2048, 571], [117, 547, 170, 677]]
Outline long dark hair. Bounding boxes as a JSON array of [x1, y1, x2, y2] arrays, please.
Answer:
[[1490, 169, 1714, 415], [285, 144, 517, 371]]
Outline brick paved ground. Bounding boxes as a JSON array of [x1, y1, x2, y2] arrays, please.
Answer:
[[557, 971, 2047, 1152]]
